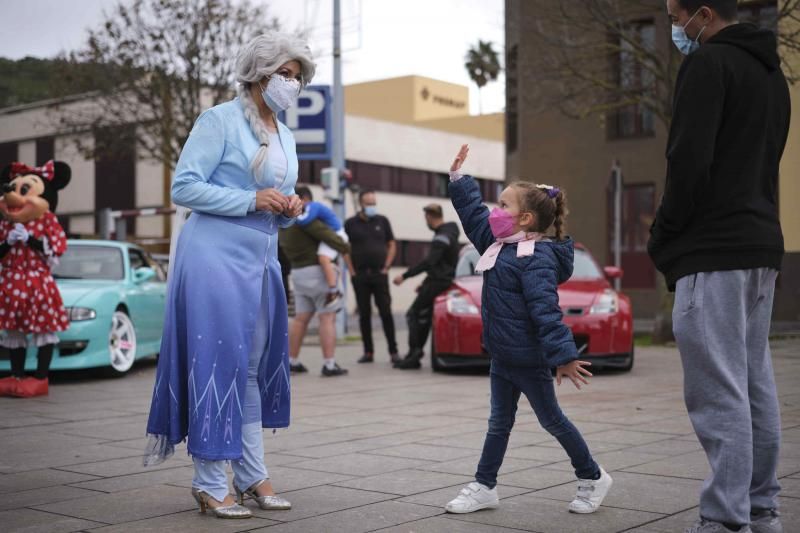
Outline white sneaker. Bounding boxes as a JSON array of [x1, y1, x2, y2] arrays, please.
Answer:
[[568, 467, 613, 514], [445, 482, 499, 514]]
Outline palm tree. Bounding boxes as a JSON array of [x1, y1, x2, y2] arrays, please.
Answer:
[[464, 40, 502, 114]]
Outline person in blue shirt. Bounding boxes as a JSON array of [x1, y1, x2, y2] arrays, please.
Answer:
[[145, 32, 314, 519], [294, 185, 350, 307]]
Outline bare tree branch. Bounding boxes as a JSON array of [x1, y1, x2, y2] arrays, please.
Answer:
[[51, 0, 276, 169], [516, 0, 798, 130]]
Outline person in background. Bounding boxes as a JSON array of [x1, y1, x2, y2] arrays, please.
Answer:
[[294, 185, 350, 308], [280, 205, 351, 377], [392, 203, 459, 370], [344, 189, 400, 364]]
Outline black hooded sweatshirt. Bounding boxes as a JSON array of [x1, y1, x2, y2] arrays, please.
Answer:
[[648, 23, 790, 290], [402, 221, 461, 283]]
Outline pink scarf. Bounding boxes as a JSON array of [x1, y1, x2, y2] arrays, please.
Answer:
[[475, 231, 543, 273]]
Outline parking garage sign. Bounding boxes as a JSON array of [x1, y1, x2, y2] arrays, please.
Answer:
[[280, 85, 331, 160]]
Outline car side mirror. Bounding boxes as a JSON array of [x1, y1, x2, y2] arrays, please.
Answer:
[[603, 266, 624, 280], [133, 267, 156, 284]]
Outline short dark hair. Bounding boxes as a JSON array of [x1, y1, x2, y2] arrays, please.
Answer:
[[295, 185, 313, 200], [423, 203, 443, 219], [358, 189, 376, 202], [677, 0, 738, 21]]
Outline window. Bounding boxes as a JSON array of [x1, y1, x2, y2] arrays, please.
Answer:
[[571, 250, 603, 280], [36, 137, 54, 165], [129, 248, 146, 270], [608, 20, 657, 139], [53, 245, 124, 281], [396, 240, 430, 267], [607, 182, 657, 289], [0, 141, 18, 168], [129, 248, 166, 281], [739, 1, 778, 32]]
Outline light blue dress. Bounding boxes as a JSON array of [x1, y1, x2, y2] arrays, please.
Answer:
[[145, 98, 297, 476]]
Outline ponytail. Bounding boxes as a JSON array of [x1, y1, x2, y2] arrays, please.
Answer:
[[237, 84, 272, 184], [552, 189, 568, 240]]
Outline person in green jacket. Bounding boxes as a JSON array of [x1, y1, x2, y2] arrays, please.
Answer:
[[279, 201, 351, 376]]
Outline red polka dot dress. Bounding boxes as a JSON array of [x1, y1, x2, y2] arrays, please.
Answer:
[[0, 212, 70, 333]]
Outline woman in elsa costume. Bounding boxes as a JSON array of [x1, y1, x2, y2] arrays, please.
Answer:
[[144, 32, 315, 519]]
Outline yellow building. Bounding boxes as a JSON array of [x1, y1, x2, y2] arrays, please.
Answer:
[[344, 75, 504, 140]]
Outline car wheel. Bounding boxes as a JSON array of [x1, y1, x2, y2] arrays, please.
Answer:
[[107, 309, 137, 376], [620, 344, 635, 372]]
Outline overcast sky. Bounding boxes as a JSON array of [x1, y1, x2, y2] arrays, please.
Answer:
[[0, 0, 505, 114]]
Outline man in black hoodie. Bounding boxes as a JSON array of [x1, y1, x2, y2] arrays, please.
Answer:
[[649, 1, 790, 532], [393, 203, 460, 369]]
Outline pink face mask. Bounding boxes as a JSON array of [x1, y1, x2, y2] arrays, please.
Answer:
[[488, 208, 518, 238]]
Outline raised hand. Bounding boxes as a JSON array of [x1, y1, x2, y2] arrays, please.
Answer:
[[556, 360, 593, 389], [450, 144, 470, 173]]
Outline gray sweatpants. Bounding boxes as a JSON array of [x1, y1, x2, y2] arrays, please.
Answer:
[[673, 268, 781, 526]]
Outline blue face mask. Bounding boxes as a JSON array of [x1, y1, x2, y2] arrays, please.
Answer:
[[672, 10, 706, 55], [363, 206, 377, 218]]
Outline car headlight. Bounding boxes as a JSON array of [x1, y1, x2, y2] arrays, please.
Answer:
[[446, 290, 479, 315], [589, 289, 619, 315], [66, 307, 97, 321]]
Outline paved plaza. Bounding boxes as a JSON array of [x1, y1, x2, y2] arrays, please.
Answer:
[[1, 335, 799, 533]]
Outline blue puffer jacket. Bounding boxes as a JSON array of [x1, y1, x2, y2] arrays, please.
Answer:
[[449, 176, 578, 368]]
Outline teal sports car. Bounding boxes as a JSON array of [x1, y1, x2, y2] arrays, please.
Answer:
[[0, 240, 167, 376]]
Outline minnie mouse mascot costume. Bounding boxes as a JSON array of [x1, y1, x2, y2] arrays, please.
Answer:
[[0, 160, 70, 397]]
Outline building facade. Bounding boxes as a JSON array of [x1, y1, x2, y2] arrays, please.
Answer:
[[0, 75, 504, 314], [506, 0, 799, 321]]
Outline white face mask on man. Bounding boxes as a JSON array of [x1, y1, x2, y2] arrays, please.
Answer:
[[261, 75, 301, 112], [672, 9, 707, 55]]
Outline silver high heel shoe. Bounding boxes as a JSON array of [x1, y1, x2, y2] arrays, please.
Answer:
[[235, 479, 292, 510], [191, 487, 252, 519]]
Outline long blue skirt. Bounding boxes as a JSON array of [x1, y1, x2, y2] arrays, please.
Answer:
[[145, 211, 291, 463]]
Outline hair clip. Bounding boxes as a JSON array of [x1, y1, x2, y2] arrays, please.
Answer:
[[537, 184, 560, 199]]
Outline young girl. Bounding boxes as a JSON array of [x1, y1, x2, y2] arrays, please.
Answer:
[[444, 144, 612, 515]]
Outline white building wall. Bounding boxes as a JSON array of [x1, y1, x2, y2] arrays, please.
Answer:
[[345, 115, 504, 180], [55, 134, 96, 234], [135, 136, 167, 238], [1, 98, 504, 317], [17, 141, 36, 165]]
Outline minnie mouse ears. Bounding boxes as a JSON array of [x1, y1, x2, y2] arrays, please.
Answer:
[[1, 160, 71, 190]]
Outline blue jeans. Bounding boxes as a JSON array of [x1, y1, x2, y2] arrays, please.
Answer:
[[192, 268, 271, 501], [475, 359, 599, 489]]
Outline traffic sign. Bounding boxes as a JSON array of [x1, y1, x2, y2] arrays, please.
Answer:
[[280, 85, 332, 160]]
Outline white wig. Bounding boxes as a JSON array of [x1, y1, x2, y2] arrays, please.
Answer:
[[235, 32, 316, 181]]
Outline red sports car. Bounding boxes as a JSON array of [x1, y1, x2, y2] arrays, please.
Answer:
[[431, 243, 634, 371]]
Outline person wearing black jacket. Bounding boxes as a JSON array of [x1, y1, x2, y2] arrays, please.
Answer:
[[393, 203, 460, 369], [648, 2, 790, 532]]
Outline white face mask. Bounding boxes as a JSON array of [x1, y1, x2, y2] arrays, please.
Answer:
[[261, 74, 301, 112], [671, 9, 706, 55]]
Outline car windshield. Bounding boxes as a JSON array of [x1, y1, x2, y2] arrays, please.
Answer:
[[456, 248, 481, 277], [455, 246, 603, 280], [572, 249, 603, 279], [52, 245, 125, 280]]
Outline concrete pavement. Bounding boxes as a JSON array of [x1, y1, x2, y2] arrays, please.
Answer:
[[0, 336, 799, 532]]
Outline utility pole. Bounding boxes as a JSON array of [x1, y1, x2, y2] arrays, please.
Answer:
[[611, 160, 622, 292], [332, 0, 347, 335]]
